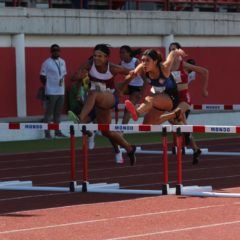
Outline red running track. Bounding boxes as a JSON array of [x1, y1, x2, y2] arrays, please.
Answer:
[[0, 138, 240, 239]]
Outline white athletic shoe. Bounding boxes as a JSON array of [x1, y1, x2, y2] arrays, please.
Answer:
[[88, 132, 95, 150], [115, 151, 124, 164]]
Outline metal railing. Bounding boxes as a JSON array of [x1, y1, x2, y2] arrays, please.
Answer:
[[8, 0, 240, 12]]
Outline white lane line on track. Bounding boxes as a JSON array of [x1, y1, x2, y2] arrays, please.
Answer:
[[105, 220, 240, 240], [1, 161, 239, 182], [0, 192, 68, 202], [0, 204, 232, 234]]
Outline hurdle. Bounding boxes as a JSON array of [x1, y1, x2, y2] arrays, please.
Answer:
[[0, 122, 239, 197], [74, 124, 176, 195], [172, 125, 240, 197], [190, 104, 240, 111], [0, 122, 176, 195], [0, 123, 82, 192], [117, 103, 240, 113]]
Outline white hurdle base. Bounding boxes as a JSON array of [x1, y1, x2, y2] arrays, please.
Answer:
[[0, 181, 175, 195], [79, 182, 176, 195], [182, 191, 240, 198], [178, 185, 240, 198], [181, 147, 240, 156], [180, 185, 213, 194], [0, 180, 71, 192]]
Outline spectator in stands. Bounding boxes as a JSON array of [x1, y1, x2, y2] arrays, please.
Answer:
[[68, 44, 136, 165], [40, 44, 67, 139], [168, 42, 209, 164], [119, 45, 144, 124]]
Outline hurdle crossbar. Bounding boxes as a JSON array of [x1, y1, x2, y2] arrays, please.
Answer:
[[78, 125, 175, 195], [117, 104, 240, 112]]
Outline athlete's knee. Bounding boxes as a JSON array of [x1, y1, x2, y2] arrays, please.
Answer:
[[145, 96, 153, 102]]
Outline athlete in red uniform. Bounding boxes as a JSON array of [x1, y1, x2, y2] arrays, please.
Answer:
[[169, 42, 209, 164]]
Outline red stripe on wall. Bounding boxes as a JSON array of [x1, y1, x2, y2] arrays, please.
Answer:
[[186, 47, 240, 105], [0, 48, 17, 117], [5, 46, 240, 118]]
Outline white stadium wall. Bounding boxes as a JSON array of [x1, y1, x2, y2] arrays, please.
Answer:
[[0, 8, 239, 126]]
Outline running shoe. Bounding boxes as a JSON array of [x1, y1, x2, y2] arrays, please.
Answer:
[[127, 145, 137, 166], [68, 110, 80, 123], [192, 148, 202, 165], [125, 100, 138, 121], [115, 151, 124, 164]]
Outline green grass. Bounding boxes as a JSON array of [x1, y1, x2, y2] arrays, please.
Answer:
[[0, 132, 238, 154]]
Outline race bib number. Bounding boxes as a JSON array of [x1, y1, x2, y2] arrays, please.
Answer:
[[150, 86, 165, 94], [188, 71, 196, 83], [90, 82, 107, 92], [171, 71, 182, 83]]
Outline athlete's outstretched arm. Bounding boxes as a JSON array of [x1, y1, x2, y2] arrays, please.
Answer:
[[162, 49, 187, 76], [71, 61, 92, 82], [184, 62, 209, 97], [117, 64, 144, 94]]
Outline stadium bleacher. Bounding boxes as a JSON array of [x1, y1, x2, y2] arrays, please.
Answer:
[[1, 0, 239, 12]]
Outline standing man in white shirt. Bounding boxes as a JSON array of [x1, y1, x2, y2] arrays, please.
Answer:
[[40, 44, 67, 139]]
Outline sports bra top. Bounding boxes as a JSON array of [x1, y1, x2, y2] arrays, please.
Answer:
[[89, 62, 115, 90], [171, 60, 188, 85], [146, 64, 177, 94]]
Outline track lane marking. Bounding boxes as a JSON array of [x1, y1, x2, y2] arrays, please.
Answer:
[[0, 204, 234, 234], [105, 220, 240, 240]]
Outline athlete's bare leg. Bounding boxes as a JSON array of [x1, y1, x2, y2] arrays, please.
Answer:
[[79, 91, 114, 122]]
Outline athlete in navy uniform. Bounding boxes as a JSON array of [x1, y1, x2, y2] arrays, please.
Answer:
[[124, 49, 185, 124]]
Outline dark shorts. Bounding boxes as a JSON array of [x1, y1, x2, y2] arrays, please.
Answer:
[[113, 91, 119, 112], [169, 92, 179, 110], [125, 85, 142, 95]]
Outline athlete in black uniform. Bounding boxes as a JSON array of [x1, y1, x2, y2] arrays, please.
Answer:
[[124, 48, 185, 124]]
